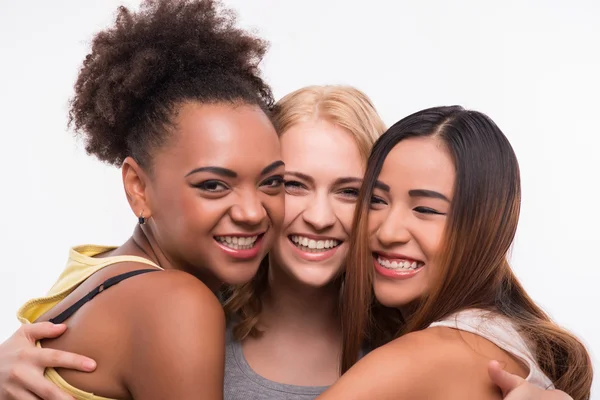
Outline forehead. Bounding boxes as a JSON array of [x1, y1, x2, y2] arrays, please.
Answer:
[[156, 102, 280, 171], [280, 119, 364, 177], [379, 136, 454, 193]]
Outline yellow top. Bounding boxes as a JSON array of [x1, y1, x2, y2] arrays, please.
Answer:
[[17, 245, 162, 400]]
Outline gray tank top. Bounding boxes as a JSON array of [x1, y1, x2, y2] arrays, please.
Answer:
[[224, 326, 329, 399]]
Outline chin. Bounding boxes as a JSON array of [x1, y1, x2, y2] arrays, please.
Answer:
[[373, 279, 422, 309], [286, 264, 341, 288], [218, 266, 260, 286]]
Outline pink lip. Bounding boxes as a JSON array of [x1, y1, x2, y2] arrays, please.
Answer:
[[214, 234, 265, 260], [289, 233, 342, 241], [375, 251, 422, 263], [288, 236, 341, 262], [373, 257, 424, 280]]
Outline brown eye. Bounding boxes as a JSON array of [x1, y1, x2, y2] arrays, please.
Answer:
[[194, 180, 229, 192], [414, 206, 445, 215], [370, 195, 386, 205], [261, 175, 284, 188]]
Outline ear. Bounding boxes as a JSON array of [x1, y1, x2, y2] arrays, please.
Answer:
[[122, 157, 152, 220]]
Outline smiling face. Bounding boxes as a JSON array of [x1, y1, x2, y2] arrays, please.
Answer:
[[369, 136, 455, 310], [269, 119, 365, 288], [141, 102, 285, 286]]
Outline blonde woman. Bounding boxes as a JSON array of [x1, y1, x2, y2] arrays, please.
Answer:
[[0, 87, 574, 400], [222, 85, 385, 398]]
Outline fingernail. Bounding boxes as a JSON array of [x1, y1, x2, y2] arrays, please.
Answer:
[[83, 359, 97, 370]]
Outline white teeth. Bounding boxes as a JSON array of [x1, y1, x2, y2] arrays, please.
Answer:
[[290, 235, 341, 252], [215, 235, 258, 250], [377, 257, 422, 270]]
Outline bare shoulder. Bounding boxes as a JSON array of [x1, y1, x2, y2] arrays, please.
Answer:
[[125, 268, 225, 345], [37, 263, 225, 398], [319, 329, 504, 400], [129, 268, 223, 317], [123, 269, 226, 398]]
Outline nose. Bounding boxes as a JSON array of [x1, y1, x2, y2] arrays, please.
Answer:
[[302, 192, 337, 231], [375, 207, 411, 247], [230, 190, 266, 227]]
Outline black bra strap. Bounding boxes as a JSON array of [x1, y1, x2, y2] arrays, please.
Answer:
[[49, 269, 160, 324]]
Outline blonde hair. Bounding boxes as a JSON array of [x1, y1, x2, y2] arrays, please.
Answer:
[[272, 85, 385, 160], [223, 85, 386, 340]]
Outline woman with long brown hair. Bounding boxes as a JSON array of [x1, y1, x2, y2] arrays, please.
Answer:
[[318, 106, 593, 399]]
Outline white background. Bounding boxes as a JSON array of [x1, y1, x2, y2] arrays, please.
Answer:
[[0, 0, 598, 395]]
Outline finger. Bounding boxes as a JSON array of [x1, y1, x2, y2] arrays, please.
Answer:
[[12, 366, 75, 400], [34, 349, 96, 372], [488, 360, 526, 397], [21, 323, 67, 342], [2, 386, 42, 400]]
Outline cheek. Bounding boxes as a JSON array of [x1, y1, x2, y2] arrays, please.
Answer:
[[264, 192, 285, 227], [419, 220, 446, 261], [333, 202, 356, 235], [282, 195, 306, 227], [177, 194, 221, 233], [368, 209, 387, 239]]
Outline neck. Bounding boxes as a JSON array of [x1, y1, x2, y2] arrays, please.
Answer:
[[117, 224, 222, 293], [260, 259, 341, 333], [398, 299, 421, 323]]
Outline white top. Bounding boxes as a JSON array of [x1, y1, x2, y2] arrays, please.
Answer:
[[428, 309, 554, 389]]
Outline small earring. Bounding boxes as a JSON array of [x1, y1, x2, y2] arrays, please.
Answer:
[[138, 211, 146, 225]]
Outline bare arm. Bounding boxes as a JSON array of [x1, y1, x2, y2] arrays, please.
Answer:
[[124, 271, 226, 400], [318, 330, 511, 400], [489, 361, 574, 400], [0, 323, 96, 400]]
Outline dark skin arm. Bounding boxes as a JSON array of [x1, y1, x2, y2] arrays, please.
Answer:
[[35, 264, 225, 400]]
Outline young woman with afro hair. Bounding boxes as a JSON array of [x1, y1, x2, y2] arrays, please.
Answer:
[[0, 0, 285, 399]]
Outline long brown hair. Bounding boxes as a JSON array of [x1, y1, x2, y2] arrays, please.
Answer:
[[223, 85, 386, 340], [341, 106, 593, 399]]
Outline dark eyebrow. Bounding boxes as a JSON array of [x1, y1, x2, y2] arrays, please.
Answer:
[[409, 189, 450, 202], [185, 166, 237, 178], [284, 171, 315, 184], [374, 180, 390, 192], [334, 177, 363, 186], [261, 160, 285, 176]]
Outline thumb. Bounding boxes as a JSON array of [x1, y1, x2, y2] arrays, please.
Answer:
[[22, 322, 67, 342], [488, 360, 526, 397]]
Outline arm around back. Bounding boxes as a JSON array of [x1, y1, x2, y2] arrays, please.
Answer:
[[318, 329, 514, 400]]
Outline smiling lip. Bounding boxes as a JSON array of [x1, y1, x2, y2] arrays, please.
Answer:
[[373, 253, 424, 280], [288, 234, 342, 262], [374, 251, 421, 263], [214, 232, 265, 260]]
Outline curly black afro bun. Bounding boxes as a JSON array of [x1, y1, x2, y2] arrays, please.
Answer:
[[68, 0, 273, 167]]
